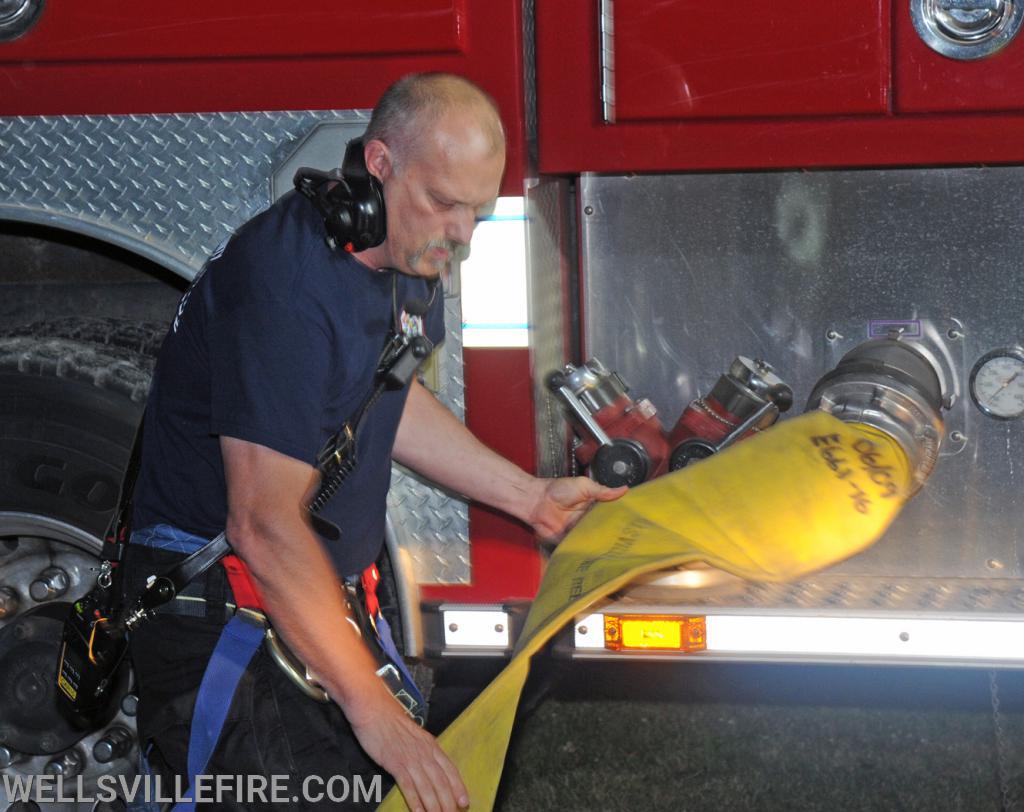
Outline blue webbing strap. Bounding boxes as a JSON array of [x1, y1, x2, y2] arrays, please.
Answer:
[[372, 610, 426, 708], [170, 613, 265, 812]]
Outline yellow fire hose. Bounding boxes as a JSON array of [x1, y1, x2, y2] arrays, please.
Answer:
[[380, 410, 914, 811]]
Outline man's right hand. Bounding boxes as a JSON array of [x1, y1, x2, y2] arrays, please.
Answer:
[[348, 686, 469, 812]]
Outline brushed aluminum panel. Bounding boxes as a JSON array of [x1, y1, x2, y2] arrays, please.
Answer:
[[580, 168, 1024, 582], [0, 111, 469, 585], [619, 574, 1024, 614]]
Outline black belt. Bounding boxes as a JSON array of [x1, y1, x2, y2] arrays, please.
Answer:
[[153, 590, 237, 622], [141, 559, 370, 628], [124, 544, 234, 624]]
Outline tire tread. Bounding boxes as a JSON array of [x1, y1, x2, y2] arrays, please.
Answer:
[[0, 317, 165, 402]]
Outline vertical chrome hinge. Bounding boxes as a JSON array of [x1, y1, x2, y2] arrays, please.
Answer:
[[599, 0, 616, 123]]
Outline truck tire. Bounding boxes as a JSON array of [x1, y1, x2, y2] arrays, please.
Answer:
[[0, 317, 162, 809]]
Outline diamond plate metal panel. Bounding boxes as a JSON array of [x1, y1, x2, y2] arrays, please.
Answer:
[[389, 464, 470, 585], [387, 293, 471, 585], [0, 111, 470, 584], [0, 112, 359, 276]]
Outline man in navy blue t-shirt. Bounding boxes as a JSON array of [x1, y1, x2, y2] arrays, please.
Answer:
[[128, 74, 625, 811]]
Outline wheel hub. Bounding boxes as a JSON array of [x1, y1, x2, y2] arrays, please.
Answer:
[[0, 520, 139, 802], [0, 604, 82, 754]]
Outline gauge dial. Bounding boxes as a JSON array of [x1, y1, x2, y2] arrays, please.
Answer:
[[969, 348, 1024, 420]]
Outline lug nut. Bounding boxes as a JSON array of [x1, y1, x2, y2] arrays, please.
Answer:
[[120, 693, 139, 717], [45, 749, 83, 779], [29, 567, 69, 601], [0, 744, 24, 768], [0, 587, 19, 619], [93, 726, 132, 763]]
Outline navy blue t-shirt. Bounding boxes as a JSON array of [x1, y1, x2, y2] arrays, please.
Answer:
[[133, 191, 445, 577]]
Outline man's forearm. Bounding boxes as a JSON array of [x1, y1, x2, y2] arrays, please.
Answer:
[[393, 379, 545, 525]]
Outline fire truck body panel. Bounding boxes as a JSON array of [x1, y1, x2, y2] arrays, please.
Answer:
[[0, 1, 468, 63], [536, 0, 1024, 173], [0, 0, 527, 195], [542, 166, 1024, 667]]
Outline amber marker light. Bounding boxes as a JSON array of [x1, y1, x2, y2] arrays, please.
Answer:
[[603, 614, 707, 652]]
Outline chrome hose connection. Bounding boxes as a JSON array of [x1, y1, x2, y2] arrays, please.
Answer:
[[806, 337, 945, 494]]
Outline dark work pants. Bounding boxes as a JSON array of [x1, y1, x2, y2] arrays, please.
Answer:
[[124, 546, 391, 810]]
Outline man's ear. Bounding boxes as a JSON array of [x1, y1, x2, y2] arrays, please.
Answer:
[[363, 138, 392, 184]]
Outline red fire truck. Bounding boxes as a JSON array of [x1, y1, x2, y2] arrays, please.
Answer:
[[3, 0, 1024, 804]]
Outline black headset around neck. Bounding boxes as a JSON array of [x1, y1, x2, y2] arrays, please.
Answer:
[[293, 137, 386, 253]]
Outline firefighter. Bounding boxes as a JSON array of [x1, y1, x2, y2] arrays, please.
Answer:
[[124, 73, 625, 811]]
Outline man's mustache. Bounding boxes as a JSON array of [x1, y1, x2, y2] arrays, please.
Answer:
[[414, 239, 468, 263]]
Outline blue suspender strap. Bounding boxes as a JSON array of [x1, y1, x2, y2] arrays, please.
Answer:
[[131, 523, 211, 554], [170, 613, 265, 812], [372, 610, 426, 709]]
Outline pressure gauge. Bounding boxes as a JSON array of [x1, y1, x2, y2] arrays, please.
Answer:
[[969, 347, 1024, 420]]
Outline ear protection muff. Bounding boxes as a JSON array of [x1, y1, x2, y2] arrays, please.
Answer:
[[293, 137, 387, 253]]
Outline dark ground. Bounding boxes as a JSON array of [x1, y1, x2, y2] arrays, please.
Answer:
[[430, 660, 1024, 812]]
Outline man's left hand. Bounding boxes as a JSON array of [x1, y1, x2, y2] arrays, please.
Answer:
[[528, 476, 627, 543]]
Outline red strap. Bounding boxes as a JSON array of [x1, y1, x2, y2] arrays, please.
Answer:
[[222, 555, 379, 616], [221, 554, 264, 610], [361, 563, 381, 618]]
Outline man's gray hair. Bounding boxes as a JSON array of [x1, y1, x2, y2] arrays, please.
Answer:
[[364, 73, 505, 170]]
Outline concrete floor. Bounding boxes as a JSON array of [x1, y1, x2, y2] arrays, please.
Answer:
[[487, 661, 1024, 812]]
